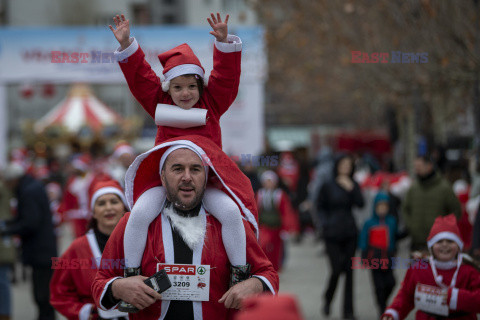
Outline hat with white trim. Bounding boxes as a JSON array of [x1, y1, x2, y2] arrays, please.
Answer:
[[158, 43, 205, 92], [427, 214, 463, 250]]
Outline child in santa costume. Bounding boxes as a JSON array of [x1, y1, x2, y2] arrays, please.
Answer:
[[50, 179, 129, 320], [381, 214, 480, 320], [109, 13, 249, 312]]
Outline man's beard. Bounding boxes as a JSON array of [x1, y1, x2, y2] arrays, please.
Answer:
[[164, 179, 205, 211]]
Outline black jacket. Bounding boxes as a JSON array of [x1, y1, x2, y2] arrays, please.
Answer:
[[316, 179, 364, 240], [5, 175, 57, 267]]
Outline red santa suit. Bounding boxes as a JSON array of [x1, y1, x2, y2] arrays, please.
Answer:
[[256, 171, 299, 271], [60, 172, 95, 238], [114, 35, 242, 148], [383, 214, 480, 320], [92, 136, 277, 319], [50, 230, 129, 320], [50, 180, 129, 320], [60, 155, 112, 238]]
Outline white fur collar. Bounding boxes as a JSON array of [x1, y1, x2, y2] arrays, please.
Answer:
[[162, 204, 206, 251], [433, 259, 458, 270]]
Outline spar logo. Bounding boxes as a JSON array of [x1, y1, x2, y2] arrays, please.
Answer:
[[163, 264, 196, 276], [197, 266, 206, 275]]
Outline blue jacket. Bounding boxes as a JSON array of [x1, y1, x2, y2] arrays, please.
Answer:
[[359, 192, 397, 255]]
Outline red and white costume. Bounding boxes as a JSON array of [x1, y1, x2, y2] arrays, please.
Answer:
[[383, 214, 480, 320], [49, 231, 128, 320], [114, 35, 241, 148], [50, 180, 129, 320], [92, 136, 277, 319]]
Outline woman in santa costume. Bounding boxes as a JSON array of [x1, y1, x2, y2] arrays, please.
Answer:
[[50, 180, 129, 320], [256, 170, 299, 271], [91, 136, 278, 320], [381, 214, 480, 320], [109, 13, 250, 312]]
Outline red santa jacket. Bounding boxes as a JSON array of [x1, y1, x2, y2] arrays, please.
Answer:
[[50, 230, 128, 320], [92, 211, 279, 320], [117, 37, 241, 148], [59, 173, 112, 220], [384, 258, 480, 320]]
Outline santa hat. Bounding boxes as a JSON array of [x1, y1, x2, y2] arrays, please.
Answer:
[[71, 154, 91, 172], [234, 294, 303, 320], [427, 214, 463, 250], [158, 43, 205, 92], [261, 170, 278, 185], [89, 179, 128, 211], [112, 142, 135, 160]]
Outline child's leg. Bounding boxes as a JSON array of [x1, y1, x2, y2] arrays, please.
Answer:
[[123, 186, 166, 268], [202, 187, 246, 266]]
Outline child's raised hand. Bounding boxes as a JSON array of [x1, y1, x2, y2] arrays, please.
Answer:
[[109, 14, 131, 50], [207, 13, 229, 43]]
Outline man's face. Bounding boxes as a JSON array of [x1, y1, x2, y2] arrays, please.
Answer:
[[160, 148, 206, 210], [414, 158, 433, 177]]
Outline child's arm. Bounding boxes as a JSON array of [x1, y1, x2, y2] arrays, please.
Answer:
[[205, 13, 242, 118], [382, 268, 415, 320], [447, 266, 480, 313], [109, 14, 163, 118]]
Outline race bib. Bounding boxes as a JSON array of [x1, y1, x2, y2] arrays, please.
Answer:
[[157, 263, 210, 301], [414, 284, 449, 316]]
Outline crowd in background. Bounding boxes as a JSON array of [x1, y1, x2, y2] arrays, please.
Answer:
[[1, 139, 480, 319]]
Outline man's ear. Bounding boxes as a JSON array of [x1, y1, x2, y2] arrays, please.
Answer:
[[160, 170, 166, 186]]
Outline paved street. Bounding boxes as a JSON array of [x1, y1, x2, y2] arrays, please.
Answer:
[[12, 227, 415, 320]]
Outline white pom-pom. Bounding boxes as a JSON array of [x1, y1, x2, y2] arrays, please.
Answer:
[[162, 80, 170, 92], [436, 275, 443, 283], [203, 77, 208, 87]]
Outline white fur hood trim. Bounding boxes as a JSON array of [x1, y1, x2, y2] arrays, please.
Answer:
[[162, 205, 206, 250]]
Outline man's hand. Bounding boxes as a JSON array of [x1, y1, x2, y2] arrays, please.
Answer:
[[111, 276, 162, 310], [207, 13, 229, 43], [109, 14, 132, 50], [218, 277, 263, 309]]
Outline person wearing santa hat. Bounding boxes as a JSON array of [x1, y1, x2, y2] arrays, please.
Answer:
[[256, 170, 299, 272], [381, 214, 480, 320], [91, 138, 278, 319], [60, 154, 112, 238], [109, 13, 250, 312], [50, 179, 129, 320], [109, 141, 136, 188]]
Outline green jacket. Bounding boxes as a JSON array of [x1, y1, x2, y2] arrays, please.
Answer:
[[0, 181, 15, 265], [402, 172, 461, 248]]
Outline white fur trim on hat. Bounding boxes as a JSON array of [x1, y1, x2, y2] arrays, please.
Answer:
[[161, 64, 204, 92], [261, 170, 278, 184], [427, 231, 464, 250], [90, 187, 128, 211], [112, 145, 134, 159]]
